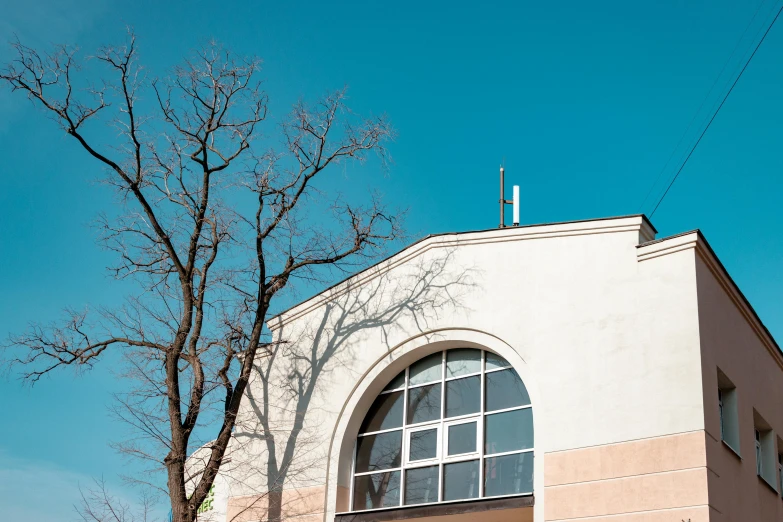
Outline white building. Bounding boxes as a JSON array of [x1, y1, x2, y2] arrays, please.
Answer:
[[200, 215, 783, 522]]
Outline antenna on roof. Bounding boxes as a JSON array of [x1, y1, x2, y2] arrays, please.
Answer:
[[499, 164, 520, 228]]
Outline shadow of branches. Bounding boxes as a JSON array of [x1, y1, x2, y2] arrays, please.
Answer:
[[220, 248, 477, 522]]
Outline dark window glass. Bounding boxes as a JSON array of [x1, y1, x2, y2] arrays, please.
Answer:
[[353, 471, 401, 510], [445, 376, 480, 418], [407, 383, 441, 424], [409, 428, 438, 461], [448, 421, 477, 455], [485, 369, 530, 412], [360, 391, 404, 433], [485, 352, 511, 371], [404, 466, 439, 505], [409, 353, 442, 385], [485, 409, 533, 455], [446, 349, 481, 378], [443, 460, 479, 501], [484, 453, 534, 497], [355, 431, 402, 473], [384, 371, 406, 391]]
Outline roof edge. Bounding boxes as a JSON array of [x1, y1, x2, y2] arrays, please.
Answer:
[[694, 230, 782, 359], [637, 230, 782, 365], [268, 214, 654, 331]]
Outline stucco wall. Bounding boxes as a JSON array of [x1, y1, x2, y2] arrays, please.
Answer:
[[696, 251, 783, 521], [544, 430, 711, 521], [222, 216, 711, 522]]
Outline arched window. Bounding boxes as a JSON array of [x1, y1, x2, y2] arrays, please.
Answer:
[[351, 349, 533, 511]]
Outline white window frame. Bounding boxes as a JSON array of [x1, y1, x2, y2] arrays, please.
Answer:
[[757, 429, 763, 477], [404, 423, 441, 467], [347, 349, 534, 513], [443, 416, 482, 461], [718, 389, 724, 441], [778, 453, 783, 497], [717, 369, 740, 455]]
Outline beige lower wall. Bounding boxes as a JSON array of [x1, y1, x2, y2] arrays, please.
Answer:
[[227, 486, 532, 522], [226, 486, 325, 522], [544, 431, 711, 521], [545, 506, 712, 522], [227, 433, 714, 521], [227, 434, 712, 521]]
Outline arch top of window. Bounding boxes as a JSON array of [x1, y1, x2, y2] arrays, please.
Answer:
[[351, 348, 533, 512], [377, 349, 519, 394]]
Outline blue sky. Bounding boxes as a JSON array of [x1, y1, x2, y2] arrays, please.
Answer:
[[2, 0, 782, 519]]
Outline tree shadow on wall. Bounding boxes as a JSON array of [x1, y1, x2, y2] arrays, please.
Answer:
[[225, 248, 478, 522]]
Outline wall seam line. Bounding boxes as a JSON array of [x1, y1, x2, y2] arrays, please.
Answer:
[[545, 465, 707, 488], [544, 503, 710, 521], [544, 429, 704, 454]]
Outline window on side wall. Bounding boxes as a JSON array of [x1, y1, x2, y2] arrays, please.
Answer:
[[777, 449, 783, 498], [753, 410, 777, 492], [756, 430, 763, 476], [717, 368, 740, 454]]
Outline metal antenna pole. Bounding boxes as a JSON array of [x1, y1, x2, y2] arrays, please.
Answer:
[[499, 165, 505, 228]]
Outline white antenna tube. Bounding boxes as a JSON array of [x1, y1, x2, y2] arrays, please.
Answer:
[[512, 185, 520, 226]]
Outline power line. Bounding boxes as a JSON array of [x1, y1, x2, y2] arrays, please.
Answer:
[[639, 0, 769, 212], [649, 2, 783, 218]]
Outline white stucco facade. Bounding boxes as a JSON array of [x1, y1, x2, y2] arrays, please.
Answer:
[[206, 215, 783, 522]]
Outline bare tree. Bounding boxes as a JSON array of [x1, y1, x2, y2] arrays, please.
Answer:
[[77, 478, 156, 522], [1, 32, 399, 522]]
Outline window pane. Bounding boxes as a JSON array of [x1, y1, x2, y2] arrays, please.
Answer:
[[485, 409, 533, 455], [448, 422, 477, 455], [484, 453, 534, 497], [404, 466, 439, 505], [360, 391, 404, 433], [486, 352, 511, 371], [445, 376, 480, 418], [446, 349, 481, 378], [407, 383, 441, 424], [409, 428, 438, 461], [384, 371, 406, 391], [409, 353, 442, 385], [443, 460, 479, 501], [355, 431, 402, 473], [353, 471, 401, 510], [485, 369, 530, 411]]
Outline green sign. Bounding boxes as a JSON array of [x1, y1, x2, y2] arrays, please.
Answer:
[[189, 484, 216, 516]]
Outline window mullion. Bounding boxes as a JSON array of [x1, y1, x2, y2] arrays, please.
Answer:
[[484, 404, 533, 416], [484, 447, 534, 459], [439, 461, 445, 503], [479, 350, 486, 498], [354, 467, 403, 477], [358, 426, 405, 437], [484, 365, 513, 374], [439, 350, 446, 502], [401, 365, 409, 507], [444, 370, 482, 381]]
